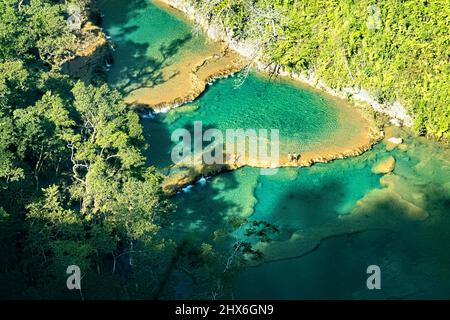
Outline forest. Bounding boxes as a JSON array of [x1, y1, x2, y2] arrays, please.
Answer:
[[0, 0, 179, 298], [191, 0, 450, 140], [0, 0, 175, 298]]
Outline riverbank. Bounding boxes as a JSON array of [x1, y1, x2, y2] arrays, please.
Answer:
[[126, 41, 247, 109], [59, 3, 111, 82], [162, 122, 383, 195]]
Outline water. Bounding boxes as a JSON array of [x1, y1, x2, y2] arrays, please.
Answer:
[[99, 0, 450, 299], [99, 0, 211, 95], [141, 72, 363, 168], [172, 133, 450, 299]]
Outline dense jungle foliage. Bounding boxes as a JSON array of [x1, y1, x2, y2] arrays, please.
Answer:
[[192, 0, 450, 140]]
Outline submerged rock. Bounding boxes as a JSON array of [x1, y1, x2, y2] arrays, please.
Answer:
[[352, 173, 429, 221], [372, 156, 396, 174], [384, 128, 406, 150]]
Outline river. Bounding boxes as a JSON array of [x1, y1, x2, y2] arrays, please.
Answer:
[[98, 0, 450, 299]]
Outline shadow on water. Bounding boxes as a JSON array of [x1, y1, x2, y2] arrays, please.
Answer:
[[156, 169, 248, 299], [141, 115, 254, 298], [142, 117, 174, 168], [274, 179, 346, 232], [143, 117, 222, 169], [111, 40, 164, 95], [99, 0, 148, 27], [99, 0, 195, 95], [236, 174, 450, 299], [159, 34, 192, 62], [113, 34, 193, 95]]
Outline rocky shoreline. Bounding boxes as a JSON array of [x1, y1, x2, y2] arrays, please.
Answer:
[[125, 41, 247, 110], [59, 2, 112, 82], [162, 126, 384, 195]]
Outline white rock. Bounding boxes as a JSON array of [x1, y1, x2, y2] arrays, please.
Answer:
[[387, 137, 403, 145], [390, 118, 403, 127]]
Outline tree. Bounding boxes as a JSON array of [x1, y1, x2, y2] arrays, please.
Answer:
[[25, 185, 93, 295], [13, 92, 74, 188]]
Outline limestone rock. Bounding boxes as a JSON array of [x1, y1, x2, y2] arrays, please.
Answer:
[[387, 137, 403, 145], [372, 156, 396, 174]]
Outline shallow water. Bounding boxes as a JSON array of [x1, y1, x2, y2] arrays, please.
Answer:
[[100, 0, 450, 299], [143, 74, 333, 164], [99, 0, 212, 95], [142, 72, 369, 169]]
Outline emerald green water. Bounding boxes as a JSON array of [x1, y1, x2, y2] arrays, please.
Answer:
[[100, 0, 450, 299], [142, 72, 352, 168], [234, 136, 450, 299]]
